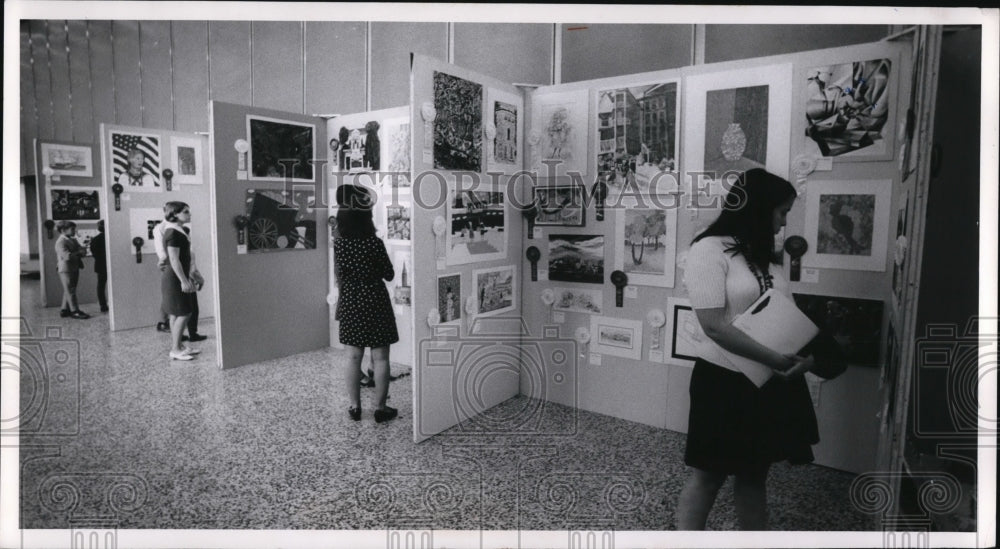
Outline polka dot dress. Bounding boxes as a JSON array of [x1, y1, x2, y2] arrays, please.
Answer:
[[334, 235, 399, 348]]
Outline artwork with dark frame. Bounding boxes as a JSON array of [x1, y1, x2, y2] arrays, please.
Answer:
[[50, 187, 101, 221], [247, 115, 315, 181]]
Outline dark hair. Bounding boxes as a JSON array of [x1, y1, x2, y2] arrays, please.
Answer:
[[692, 168, 796, 271], [56, 220, 76, 233], [335, 185, 376, 239], [164, 201, 190, 223]]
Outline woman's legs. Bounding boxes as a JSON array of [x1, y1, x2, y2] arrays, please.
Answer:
[[733, 465, 769, 530], [676, 467, 727, 530], [371, 346, 391, 410], [344, 345, 364, 409], [169, 314, 190, 353], [58, 271, 79, 311]]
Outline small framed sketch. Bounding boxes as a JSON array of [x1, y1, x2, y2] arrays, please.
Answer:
[[385, 194, 412, 244], [170, 135, 204, 184], [802, 179, 892, 271], [381, 116, 411, 185], [49, 186, 103, 221], [534, 185, 586, 227], [552, 286, 603, 315], [446, 187, 508, 265], [487, 87, 523, 175], [40, 143, 93, 178], [472, 265, 516, 317], [247, 115, 315, 182], [590, 315, 643, 360], [391, 250, 412, 307], [531, 89, 589, 178], [665, 297, 705, 367], [437, 273, 462, 325], [548, 234, 604, 284], [614, 202, 678, 288], [110, 130, 162, 191]]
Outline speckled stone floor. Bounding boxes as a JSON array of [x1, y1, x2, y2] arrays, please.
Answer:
[[15, 279, 871, 531]]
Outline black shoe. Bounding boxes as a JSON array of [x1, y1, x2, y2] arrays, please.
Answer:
[[156, 322, 170, 333], [374, 406, 398, 424], [187, 334, 208, 342], [348, 406, 362, 421], [71, 310, 90, 319], [100, 306, 109, 312], [60, 309, 71, 318]]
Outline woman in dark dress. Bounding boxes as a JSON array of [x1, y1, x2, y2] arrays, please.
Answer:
[[161, 201, 198, 361], [334, 185, 399, 423]]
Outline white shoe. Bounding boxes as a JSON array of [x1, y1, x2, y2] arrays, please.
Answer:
[[169, 350, 195, 361], [180, 346, 201, 355]]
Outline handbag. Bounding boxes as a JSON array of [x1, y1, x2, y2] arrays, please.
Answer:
[[800, 330, 848, 380]]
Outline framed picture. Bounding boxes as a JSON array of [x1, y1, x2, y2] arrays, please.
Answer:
[[40, 143, 93, 178], [110, 130, 162, 192], [472, 265, 516, 317], [446, 187, 508, 265], [682, 64, 792, 182], [533, 185, 586, 227], [49, 186, 103, 221], [383, 191, 412, 244], [247, 115, 315, 182], [531, 89, 589, 178], [552, 286, 603, 315], [548, 234, 604, 284], [802, 179, 892, 271], [437, 273, 462, 325], [170, 135, 204, 185], [381, 116, 411, 185], [392, 250, 412, 307], [801, 57, 896, 162], [75, 226, 100, 257], [334, 120, 381, 174], [433, 71, 483, 172], [665, 297, 705, 367], [595, 79, 679, 195], [487, 87, 523, 175], [613, 201, 678, 288], [793, 293, 884, 367], [590, 315, 643, 360], [128, 207, 166, 255], [244, 188, 317, 252]]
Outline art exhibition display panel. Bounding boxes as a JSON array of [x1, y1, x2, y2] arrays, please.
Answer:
[[93, 125, 215, 332]]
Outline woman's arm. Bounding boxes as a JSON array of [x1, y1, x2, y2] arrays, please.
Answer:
[[694, 307, 797, 371], [167, 246, 193, 292], [379, 240, 394, 282]]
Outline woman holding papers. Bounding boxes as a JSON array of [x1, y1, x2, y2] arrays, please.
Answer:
[[676, 168, 818, 530]]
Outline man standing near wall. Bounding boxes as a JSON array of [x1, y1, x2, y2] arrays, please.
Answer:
[[90, 220, 109, 312]]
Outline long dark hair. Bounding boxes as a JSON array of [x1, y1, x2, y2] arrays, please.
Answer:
[[335, 185, 376, 239], [692, 168, 796, 271]]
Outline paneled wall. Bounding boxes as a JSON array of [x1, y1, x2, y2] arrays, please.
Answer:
[[20, 21, 892, 177]]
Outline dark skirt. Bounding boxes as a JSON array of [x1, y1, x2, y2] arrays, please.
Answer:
[[161, 269, 194, 316], [684, 358, 819, 475]]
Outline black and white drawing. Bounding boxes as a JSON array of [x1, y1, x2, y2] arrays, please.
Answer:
[[245, 188, 317, 252], [548, 234, 604, 284], [433, 71, 482, 172]]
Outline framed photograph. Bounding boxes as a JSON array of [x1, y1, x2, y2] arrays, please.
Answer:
[[472, 265, 516, 317], [595, 79, 679, 194], [391, 250, 412, 307], [334, 120, 381, 173], [446, 188, 508, 265], [614, 202, 678, 288], [802, 179, 892, 271], [128, 207, 166, 255], [437, 273, 462, 325], [244, 188, 317, 252], [552, 286, 603, 315], [590, 315, 643, 360], [531, 89, 589, 178], [247, 115, 315, 182], [793, 293, 884, 367], [40, 143, 93, 178], [801, 57, 896, 162], [110, 130, 162, 191], [665, 297, 705, 367], [487, 87, 523, 175], [49, 186, 103, 221], [682, 64, 792, 182], [381, 116, 411, 185], [433, 71, 483, 172], [548, 234, 604, 284], [385, 196, 412, 244], [533, 185, 586, 227], [170, 135, 204, 185]]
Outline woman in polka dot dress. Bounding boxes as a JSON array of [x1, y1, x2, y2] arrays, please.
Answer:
[[334, 185, 399, 423]]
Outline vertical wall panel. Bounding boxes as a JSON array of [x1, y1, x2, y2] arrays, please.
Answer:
[[46, 21, 74, 142], [304, 21, 366, 116], [454, 23, 552, 86], [561, 24, 692, 83], [29, 20, 54, 141], [250, 21, 303, 112], [370, 22, 447, 110], [704, 24, 888, 63], [170, 21, 209, 133], [21, 25, 39, 173], [139, 20, 174, 130], [88, 20, 117, 132], [208, 21, 251, 106], [111, 20, 142, 127], [67, 21, 95, 143]]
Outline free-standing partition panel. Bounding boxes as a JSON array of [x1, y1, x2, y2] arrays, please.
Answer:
[[98, 124, 215, 332], [209, 101, 328, 369]]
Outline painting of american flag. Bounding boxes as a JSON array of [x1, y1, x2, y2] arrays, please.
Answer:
[[110, 131, 161, 191]]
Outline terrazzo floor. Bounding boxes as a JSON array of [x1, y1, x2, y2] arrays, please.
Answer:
[[14, 278, 872, 532]]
